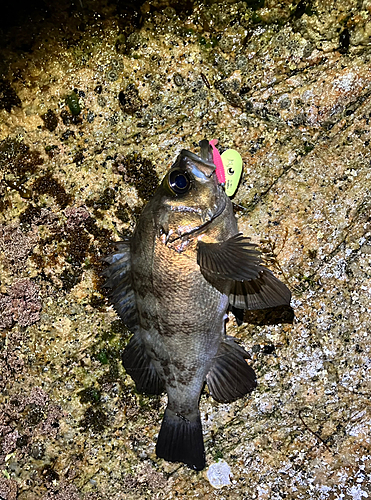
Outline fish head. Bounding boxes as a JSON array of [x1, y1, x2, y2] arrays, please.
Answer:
[[151, 145, 228, 243]]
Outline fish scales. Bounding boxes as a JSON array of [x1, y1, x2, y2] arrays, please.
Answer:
[[133, 205, 231, 414], [102, 140, 292, 470]]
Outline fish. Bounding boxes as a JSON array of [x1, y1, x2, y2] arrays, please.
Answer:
[[102, 140, 291, 470]]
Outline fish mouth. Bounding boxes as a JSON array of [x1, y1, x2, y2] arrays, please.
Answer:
[[177, 149, 216, 180], [167, 190, 227, 244]]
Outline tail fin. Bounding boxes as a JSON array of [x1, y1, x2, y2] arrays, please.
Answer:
[[156, 408, 205, 470]]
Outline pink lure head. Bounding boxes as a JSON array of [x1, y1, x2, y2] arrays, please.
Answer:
[[209, 139, 225, 185]]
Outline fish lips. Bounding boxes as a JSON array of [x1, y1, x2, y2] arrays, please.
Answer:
[[177, 149, 216, 180]]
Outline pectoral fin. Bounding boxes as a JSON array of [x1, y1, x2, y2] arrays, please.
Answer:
[[197, 233, 262, 281], [229, 269, 291, 311], [122, 334, 164, 395], [101, 241, 138, 331], [206, 337, 257, 403]]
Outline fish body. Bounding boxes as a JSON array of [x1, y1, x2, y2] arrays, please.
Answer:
[[103, 141, 291, 470]]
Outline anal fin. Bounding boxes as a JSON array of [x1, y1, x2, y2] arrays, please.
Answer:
[[206, 337, 257, 403], [122, 334, 164, 395]]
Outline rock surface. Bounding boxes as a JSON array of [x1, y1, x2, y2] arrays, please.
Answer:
[[0, 0, 370, 498]]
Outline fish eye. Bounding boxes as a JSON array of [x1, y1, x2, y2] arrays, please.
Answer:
[[168, 169, 191, 195]]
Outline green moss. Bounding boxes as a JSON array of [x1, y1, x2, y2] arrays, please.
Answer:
[[93, 341, 123, 369], [65, 91, 81, 116], [303, 142, 315, 154], [137, 394, 151, 408], [251, 11, 262, 24], [199, 35, 219, 49], [96, 349, 109, 364], [115, 33, 127, 53]]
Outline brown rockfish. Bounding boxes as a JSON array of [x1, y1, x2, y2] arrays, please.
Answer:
[[102, 140, 291, 470]]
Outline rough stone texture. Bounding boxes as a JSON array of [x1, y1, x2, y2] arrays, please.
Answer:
[[0, 0, 370, 498]]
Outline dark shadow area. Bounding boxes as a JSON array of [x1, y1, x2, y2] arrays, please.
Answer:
[[231, 304, 295, 326], [243, 304, 295, 325]]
